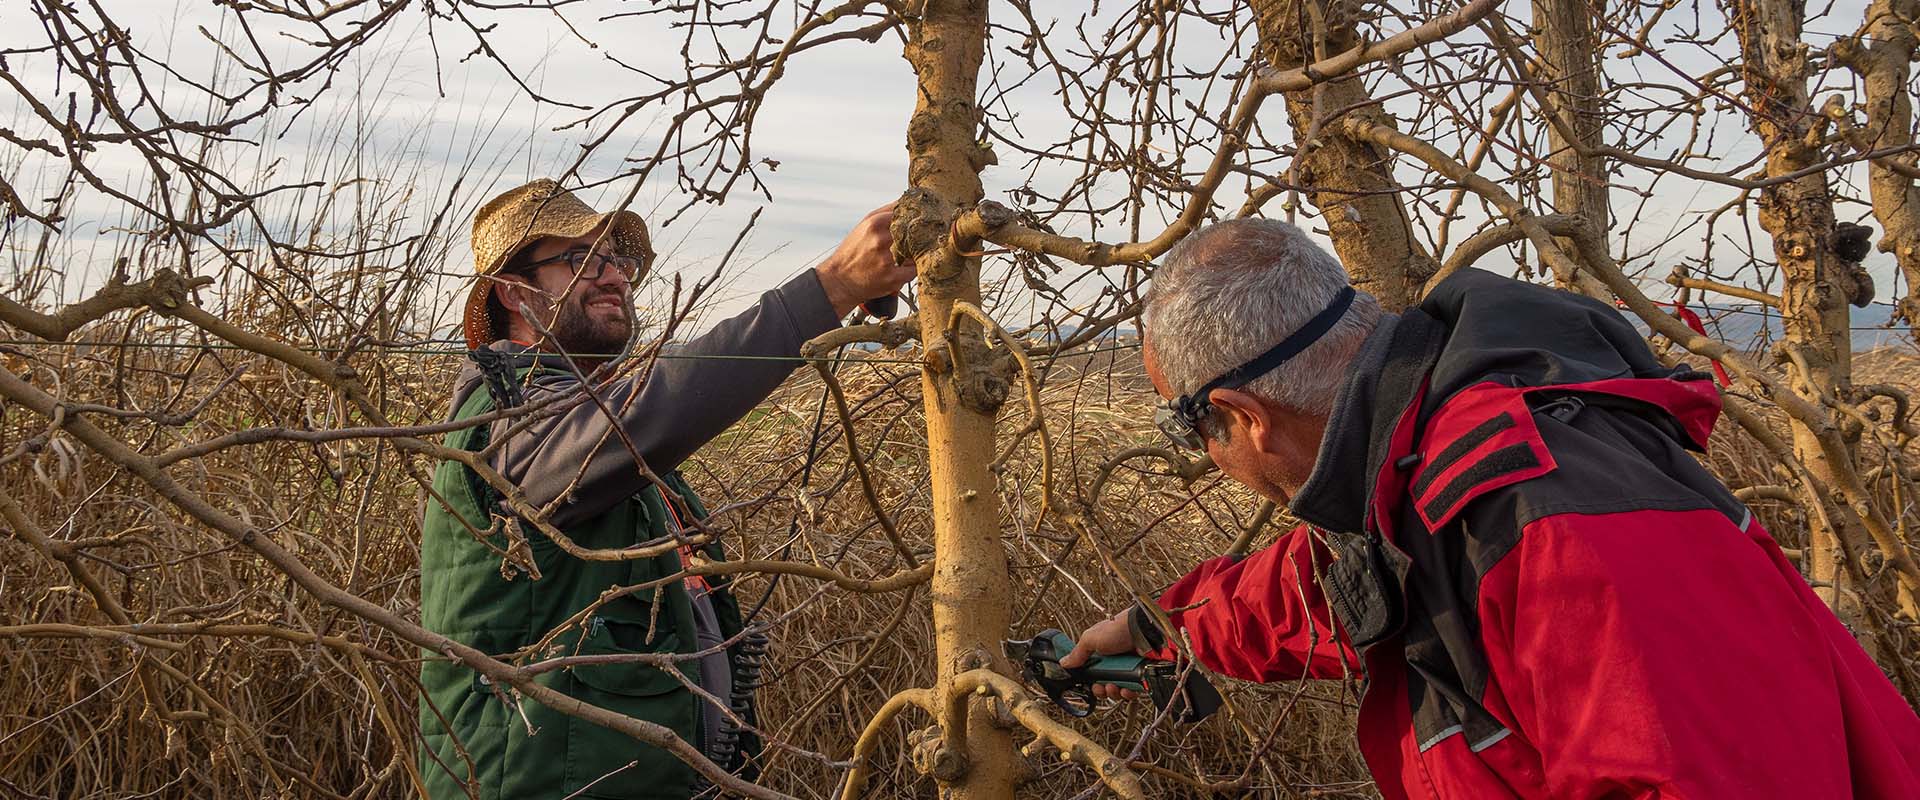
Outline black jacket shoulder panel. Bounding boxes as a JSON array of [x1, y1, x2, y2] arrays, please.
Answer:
[[1434, 394, 1746, 591], [1419, 269, 1678, 407]]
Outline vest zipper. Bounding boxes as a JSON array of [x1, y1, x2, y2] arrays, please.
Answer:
[[692, 680, 706, 760]]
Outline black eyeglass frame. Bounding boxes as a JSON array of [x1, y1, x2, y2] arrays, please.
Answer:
[[1155, 285, 1358, 450], [519, 248, 647, 283]]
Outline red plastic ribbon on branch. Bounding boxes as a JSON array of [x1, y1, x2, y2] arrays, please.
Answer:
[[1616, 299, 1730, 387]]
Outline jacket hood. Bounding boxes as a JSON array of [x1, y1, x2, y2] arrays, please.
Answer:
[[1290, 269, 1715, 534], [1420, 268, 1683, 404], [446, 340, 603, 421]]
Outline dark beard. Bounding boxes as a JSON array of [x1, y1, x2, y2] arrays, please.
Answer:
[[546, 295, 632, 356]]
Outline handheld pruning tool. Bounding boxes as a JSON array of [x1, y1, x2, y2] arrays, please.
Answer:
[[859, 294, 899, 320], [1003, 629, 1222, 724]]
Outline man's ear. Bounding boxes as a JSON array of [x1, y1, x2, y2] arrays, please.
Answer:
[[1207, 388, 1276, 452], [492, 275, 535, 318]]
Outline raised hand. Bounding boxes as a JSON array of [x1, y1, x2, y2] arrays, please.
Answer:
[[816, 204, 917, 318]]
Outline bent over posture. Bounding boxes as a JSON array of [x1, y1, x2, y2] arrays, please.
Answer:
[[417, 179, 911, 798], [1070, 218, 1920, 798]]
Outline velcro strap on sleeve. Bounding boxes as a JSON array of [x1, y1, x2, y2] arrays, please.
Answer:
[[1409, 387, 1557, 530]]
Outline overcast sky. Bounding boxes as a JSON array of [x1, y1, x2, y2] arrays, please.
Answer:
[[0, 0, 1900, 342], [2, 1, 934, 333]]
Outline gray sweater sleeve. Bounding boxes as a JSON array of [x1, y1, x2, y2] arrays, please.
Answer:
[[492, 270, 840, 529]]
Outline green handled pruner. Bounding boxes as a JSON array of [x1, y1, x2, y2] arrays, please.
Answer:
[[1003, 629, 1222, 724]]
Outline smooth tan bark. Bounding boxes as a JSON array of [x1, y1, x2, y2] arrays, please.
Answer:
[[1833, 0, 1920, 323], [1730, 0, 1864, 611], [897, 0, 1019, 796]]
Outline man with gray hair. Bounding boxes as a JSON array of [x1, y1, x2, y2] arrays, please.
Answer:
[[1066, 218, 1920, 798]]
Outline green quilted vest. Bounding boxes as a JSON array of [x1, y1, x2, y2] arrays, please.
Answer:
[[417, 370, 759, 799]]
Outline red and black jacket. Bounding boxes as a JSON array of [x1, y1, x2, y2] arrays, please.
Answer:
[[1135, 269, 1920, 798]]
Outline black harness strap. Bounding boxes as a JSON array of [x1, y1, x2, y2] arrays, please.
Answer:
[[468, 348, 525, 410]]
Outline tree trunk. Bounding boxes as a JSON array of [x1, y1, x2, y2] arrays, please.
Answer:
[[1833, 0, 1920, 324], [1729, 0, 1865, 612], [1249, 0, 1438, 310], [897, 1, 1018, 797], [1531, 0, 1610, 284]]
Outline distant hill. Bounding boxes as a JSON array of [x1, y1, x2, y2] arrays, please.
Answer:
[[1644, 304, 1911, 352], [840, 307, 1912, 353]]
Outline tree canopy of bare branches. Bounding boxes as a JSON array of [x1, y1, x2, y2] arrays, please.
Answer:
[[3, 0, 1918, 797]]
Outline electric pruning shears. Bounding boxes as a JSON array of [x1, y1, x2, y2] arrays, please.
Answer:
[[1003, 629, 1223, 724]]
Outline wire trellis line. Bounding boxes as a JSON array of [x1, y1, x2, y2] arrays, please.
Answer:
[[0, 338, 1145, 365]]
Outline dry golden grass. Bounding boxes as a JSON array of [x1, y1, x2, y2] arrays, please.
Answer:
[[1, 320, 1914, 798]]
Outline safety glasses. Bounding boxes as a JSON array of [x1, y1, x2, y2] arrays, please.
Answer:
[[1155, 286, 1356, 450]]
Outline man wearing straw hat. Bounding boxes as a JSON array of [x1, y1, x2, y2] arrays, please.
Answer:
[[418, 179, 912, 798]]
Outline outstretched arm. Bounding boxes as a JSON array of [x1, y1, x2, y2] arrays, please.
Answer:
[[498, 207, 912, 528], [1066, 525, 1360, 686]]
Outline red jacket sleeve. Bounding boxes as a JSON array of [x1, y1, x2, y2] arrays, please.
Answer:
[[1477, 508, 1920, 798], [1147, 525, 1360, 682]]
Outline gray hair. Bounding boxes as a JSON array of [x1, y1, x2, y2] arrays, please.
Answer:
[[1144, 218, 1380, 430]]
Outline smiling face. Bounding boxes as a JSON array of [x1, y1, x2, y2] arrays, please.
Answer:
[[493, 226, 635, 356]]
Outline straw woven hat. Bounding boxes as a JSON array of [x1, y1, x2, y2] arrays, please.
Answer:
[[463, 178, 655, 348]]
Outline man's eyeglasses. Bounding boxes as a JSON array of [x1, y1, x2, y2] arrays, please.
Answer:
[[521, 248, 646, 282], [1155, 286, 1357, 451]]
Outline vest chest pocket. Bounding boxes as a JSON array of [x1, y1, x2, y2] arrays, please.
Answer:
[[572, 613, 690, 695], [562, 613, 701, 798], [1324, 529, 1411, 651]]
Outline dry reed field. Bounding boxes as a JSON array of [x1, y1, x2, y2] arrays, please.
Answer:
[[8, 0, 1920, 797], [0, 311, 1379, 797], [2, 288, 1914, 797]]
